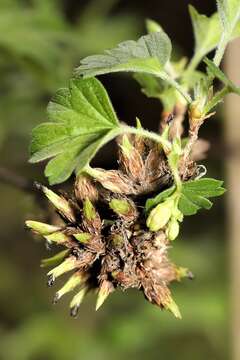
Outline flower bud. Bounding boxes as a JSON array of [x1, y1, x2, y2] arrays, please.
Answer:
[[119, 135, 145, 181], [70, 287, 88, 317], [25, 220, 61, 235], [96, 280, 114, 311], [44, 231, 71, 245], [109, 198, 130, 215], [109, 198, 138, 221], [189, 101, 203, 124], [54, 271, 84, 303], [167, 218, 180, 241], [36, 183, 75, 222], [120, 135, 133, 157], [166, 298, 182, 319], [41, 249, 69, 268], [83, 198, 96, 220], [75, 175, 98, 203], [82, 198, 101, 233], [88, 168, 135, 194], [73, 232, 92, 243], [146, 200, 173, 232], [176, 267, 194, 281], [47, 257, 76, 281], [172, 208, 183, 222]]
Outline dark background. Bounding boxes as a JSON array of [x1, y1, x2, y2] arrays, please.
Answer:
[[0, 1, 228, 359]]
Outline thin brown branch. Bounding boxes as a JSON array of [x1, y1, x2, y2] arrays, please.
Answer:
[[0, 166, 35, 193], [0, 166, 48, 212]]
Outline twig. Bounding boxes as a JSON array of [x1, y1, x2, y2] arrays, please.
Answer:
[[0, 166, 35, 193], [0, 166, 47, 211]]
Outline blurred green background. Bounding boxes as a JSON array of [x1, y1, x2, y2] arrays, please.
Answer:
[[0, 0, 228, 359]]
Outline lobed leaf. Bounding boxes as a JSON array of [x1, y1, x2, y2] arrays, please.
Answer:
[[30, 77, 121, 184], [179, 178, 225, 216], [145, 178, 225, 215], [189, 4, 240, 68], [189, 5, 222, 60], [76, 31, 172, 78]]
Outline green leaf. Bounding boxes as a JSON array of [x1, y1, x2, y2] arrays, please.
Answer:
[[214, 0, 240, 65], [134, 56, 190, 110], [189, 5, 222, 61], [145, 178, 225, 215], [30, 77, 121, 184], [204, 57, 240, 95], [76, 31, 172, 77], [188, 4, 240, 71], [76, 32, 192, 103], [178, 193, 199, 216], [182, 178, 225, 195], [134, 73, 177, 111], [134, 73, 162, 99], [217, 0, 240, 33], [179, 178, 226, 216]]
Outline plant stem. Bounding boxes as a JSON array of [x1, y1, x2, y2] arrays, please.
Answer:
[[0, 166, 48, 212], [213, 35, 228, 67], [0, 166, 34, 193], [121, 125, 172, 152], [184, 52, 203, 78], [156, 72, 192, 104]]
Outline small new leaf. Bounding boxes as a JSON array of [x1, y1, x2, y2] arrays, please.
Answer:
[[204, 57, 240, 95], [30, 77, 121, 184], [217, 0, 240, 33], [189, 4, 240, 69], [214, 0, 240, 65], [178, 178, 226, 216], [189, 5, 222, 61]]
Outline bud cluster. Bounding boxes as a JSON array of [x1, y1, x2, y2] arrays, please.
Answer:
[[26, 134, 194, 318], [147, 196, 183, 241]]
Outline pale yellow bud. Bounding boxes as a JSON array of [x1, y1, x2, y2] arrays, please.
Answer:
[[166, 298, 182, 319], [54, 272, 84, 302], [47, 257, 76, 280], [146, 200, 173, 232], [70, 287, 88, 317], [167, 218, 180, 241], [25, 220, 61, 235], [96, 280, 114, 311]]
